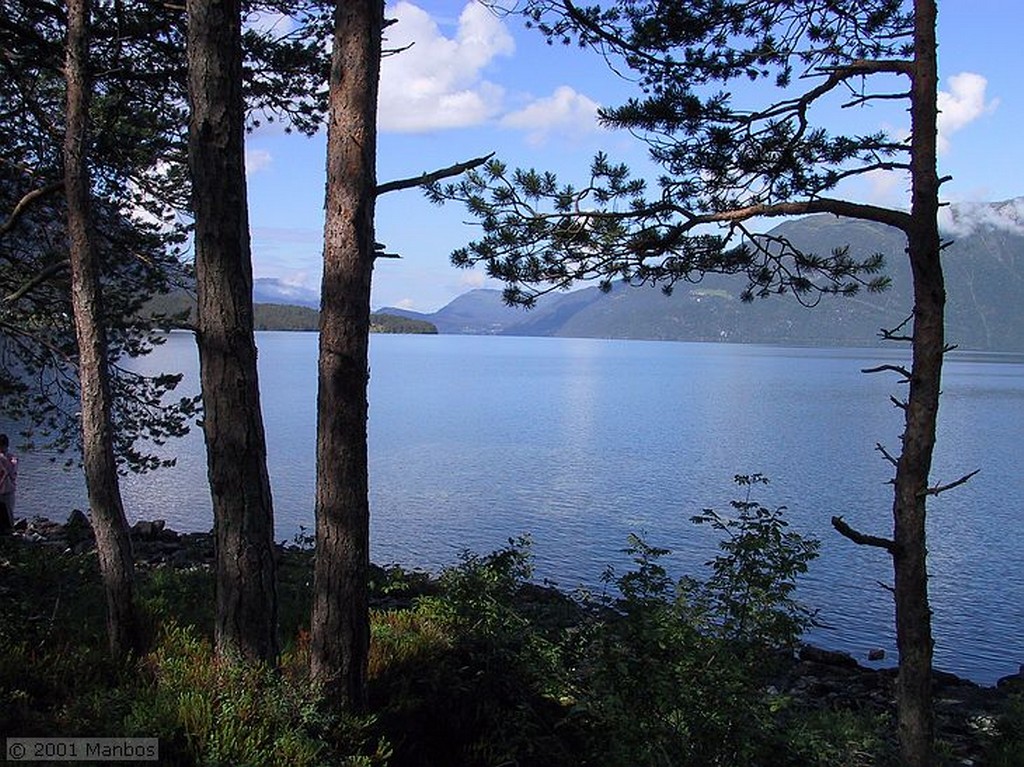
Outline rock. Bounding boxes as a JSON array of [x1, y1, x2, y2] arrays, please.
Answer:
[[996, 666, 1024, 691], [65, 508, 91, 529], [868, 648, 886, 661], [799, 644, 860, 669], [131, 519, 166, 541], [64, 509, 94, 547], [157, 527, 180, 543]]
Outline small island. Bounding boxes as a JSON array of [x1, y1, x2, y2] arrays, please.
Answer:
[[144, 292, 438, 334]]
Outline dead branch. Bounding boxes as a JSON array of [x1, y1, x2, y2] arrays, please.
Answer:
[[376, 153, 495, 196], [924, 469, 980, 497], [832, 515, 897, 553], [861, 363, 911, 378], [875, 442, 899, 468], [879, 313, 914, 342]]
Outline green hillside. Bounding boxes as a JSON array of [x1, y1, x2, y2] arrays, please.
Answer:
[[142, 293, 437, 334]]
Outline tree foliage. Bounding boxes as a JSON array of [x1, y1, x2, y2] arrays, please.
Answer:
[[0, 0, 333, 470], [435, 3, 949, 764], [430, 0, 917, 307]]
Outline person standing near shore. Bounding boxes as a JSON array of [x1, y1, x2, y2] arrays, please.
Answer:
[[0, 434, 17, 532]]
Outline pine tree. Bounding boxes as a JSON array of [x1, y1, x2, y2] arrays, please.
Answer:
[[434, 2, 957, 762]]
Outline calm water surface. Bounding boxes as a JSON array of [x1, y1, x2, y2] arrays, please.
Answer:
[[8, 332, 1024, 685]]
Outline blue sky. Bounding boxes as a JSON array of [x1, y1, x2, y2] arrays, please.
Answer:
[[244, 1, 1024, 313]]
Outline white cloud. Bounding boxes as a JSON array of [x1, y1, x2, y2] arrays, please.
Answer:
[[940, 197, 1024, 236], [862, 166, 910, 209], [458, 270, 488, 290], [395, 298, 417, 310], [500, 86, 602, 145], [245, 149, 273, 174], [937, 72, 998, 153], [379, 2, 514, 132]]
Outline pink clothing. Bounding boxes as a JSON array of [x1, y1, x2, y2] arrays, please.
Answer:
[[0, 451, 17, 524]]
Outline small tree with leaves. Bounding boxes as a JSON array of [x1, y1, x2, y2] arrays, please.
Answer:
[[432, 2, 959, 763]]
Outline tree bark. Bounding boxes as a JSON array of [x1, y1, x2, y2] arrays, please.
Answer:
[[892, 2, 941, 764], [64, 0, 140, 660], [309, 0, 383, 709], [186, 0, 278, 663]]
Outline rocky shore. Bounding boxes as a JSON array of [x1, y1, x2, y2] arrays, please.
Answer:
[[6, 513, 1021, 765]]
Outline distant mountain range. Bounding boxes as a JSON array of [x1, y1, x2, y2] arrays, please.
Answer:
[[379, 198, 1024, 352], [253, 278, 320, 308]]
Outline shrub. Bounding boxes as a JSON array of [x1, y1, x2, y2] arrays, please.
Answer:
[[370, 537, 575, 767], [569, 475, 821, 766]]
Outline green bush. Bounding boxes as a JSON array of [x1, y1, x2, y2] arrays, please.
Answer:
[[370, 537, 576, 767], [781, 708, 896, 766], [568, 475, 821, 766], [986, 693, 1024, 766]]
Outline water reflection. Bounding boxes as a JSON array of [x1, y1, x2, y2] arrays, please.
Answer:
[[3, 332, 1022, 685]]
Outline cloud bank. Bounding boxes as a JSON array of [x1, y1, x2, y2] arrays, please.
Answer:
[[378, 2, 514, 132], [378, 2, 602, 141]]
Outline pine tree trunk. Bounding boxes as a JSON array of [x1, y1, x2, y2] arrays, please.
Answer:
[[893, 2, 941, 764], [64, 0, 139, 660], [309, 0, 382, 709], [186, 0, 278, 663]]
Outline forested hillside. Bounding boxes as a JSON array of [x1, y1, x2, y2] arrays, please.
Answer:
[[143, 292, 436, 333]]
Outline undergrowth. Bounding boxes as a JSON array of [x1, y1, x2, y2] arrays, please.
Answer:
[[1, 475, 1017, 765]]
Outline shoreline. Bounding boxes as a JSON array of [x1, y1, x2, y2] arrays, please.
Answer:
[[5, 513, 1022, 764]]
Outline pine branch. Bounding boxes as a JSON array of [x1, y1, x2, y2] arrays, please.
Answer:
[[0, 180, 64, 238], [678, 197, 912, 233], [3, 259, 70, 303]]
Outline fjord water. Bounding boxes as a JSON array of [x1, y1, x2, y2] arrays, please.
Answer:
[[13, 331, 1024, 684]]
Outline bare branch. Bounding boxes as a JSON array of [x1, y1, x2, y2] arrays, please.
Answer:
[[842, 90, 910, 108], [924, 469, 980, 497], [828, 161, 911, 187], [875, 442, 899, 467], [832, 515, 897, 553], [377, 153, 495, 196], [861, 363, 911, 378], [879, 313, 914, 342]]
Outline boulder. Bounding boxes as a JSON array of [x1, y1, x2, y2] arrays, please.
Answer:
[[131, 519, 166, 541], [799, 644, 860, 669]]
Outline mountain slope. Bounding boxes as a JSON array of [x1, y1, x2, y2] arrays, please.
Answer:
[[387, 199, 1024, 352]]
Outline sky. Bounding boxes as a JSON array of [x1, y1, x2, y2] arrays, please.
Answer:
[[243, 2, 1024, 313]]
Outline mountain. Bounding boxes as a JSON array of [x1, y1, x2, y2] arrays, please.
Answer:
[[382, 199, 1024, 352], [144, 291, 436, 333], [253, 278, 320, 308]]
